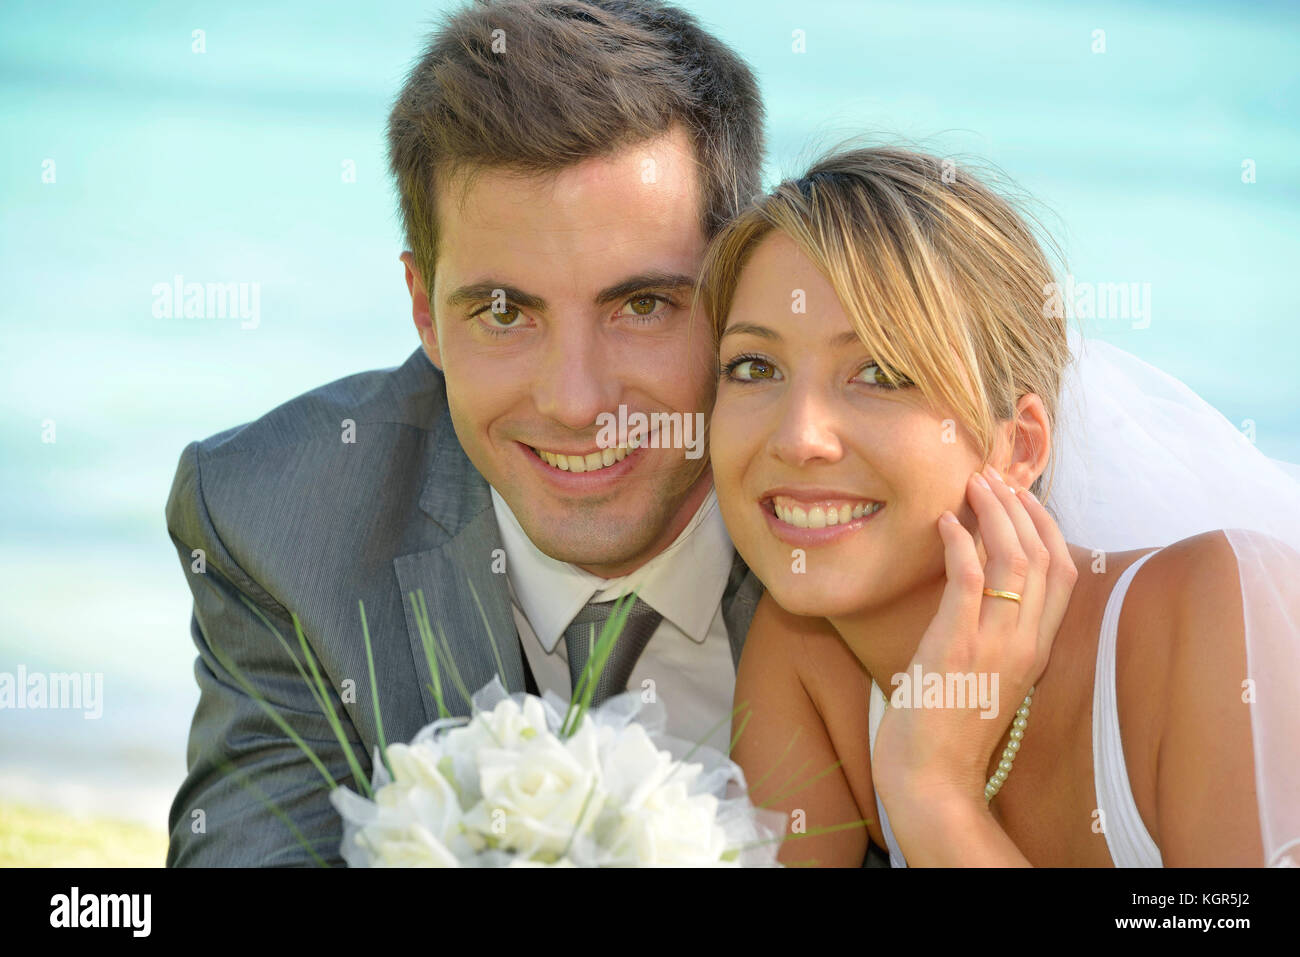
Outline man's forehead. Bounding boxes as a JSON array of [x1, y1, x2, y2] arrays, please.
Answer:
[[432, 126, 707, 295], [436, 126, 702, 239]]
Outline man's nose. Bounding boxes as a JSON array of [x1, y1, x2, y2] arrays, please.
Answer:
[[768, 385, 845, 467], [532, 322, 621, 431]]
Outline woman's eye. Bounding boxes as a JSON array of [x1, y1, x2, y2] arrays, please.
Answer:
[[853, 361, 909, 388], [723, 355, 781, 382]]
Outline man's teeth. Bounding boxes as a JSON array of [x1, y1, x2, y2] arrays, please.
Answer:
[[771, 498, 882, 528], [533, 444, 630, 473]]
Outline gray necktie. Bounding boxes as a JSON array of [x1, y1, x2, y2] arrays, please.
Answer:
[[564, 596, 664, 708]]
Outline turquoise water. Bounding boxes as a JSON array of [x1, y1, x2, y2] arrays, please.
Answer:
[[2, 1, 1297, 825]]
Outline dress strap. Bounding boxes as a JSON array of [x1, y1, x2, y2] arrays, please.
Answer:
[[1091, 550, 1164, 867], [867, 682, 909, 867]]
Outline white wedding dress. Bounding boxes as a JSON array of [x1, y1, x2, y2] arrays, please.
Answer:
[[867, 333, 1300, 868]]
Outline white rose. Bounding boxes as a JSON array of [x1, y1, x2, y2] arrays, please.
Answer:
[[596, 723, 732, 866], [353, 741, 466, 867], [597, 721, 678, 805], [464, 716, 606, 862], [601, 780, 731, 866], [439, 696, 552, 805]]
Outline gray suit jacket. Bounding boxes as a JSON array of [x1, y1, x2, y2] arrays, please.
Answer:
[[164, 347, 765, 866]]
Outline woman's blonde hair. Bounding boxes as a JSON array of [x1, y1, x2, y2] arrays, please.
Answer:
[[698, 146, 1070, 497]]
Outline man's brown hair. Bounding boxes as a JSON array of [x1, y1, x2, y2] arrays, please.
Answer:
[[387, 0, 765, 288]]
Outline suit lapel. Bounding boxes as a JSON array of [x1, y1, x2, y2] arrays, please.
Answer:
[[721, 549, 764, 670], [393, 406, 525, 723]]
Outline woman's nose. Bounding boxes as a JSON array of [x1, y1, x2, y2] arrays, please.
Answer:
[[767, 386, 844, 467]]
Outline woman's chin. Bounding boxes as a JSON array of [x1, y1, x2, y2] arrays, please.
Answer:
[[751, 566, 874, 620]]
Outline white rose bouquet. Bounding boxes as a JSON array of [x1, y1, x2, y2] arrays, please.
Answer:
[[222, 589, 789, 867], [329, 676, 784, 867]]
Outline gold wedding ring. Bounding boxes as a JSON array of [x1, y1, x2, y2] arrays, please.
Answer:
[[982, 587, 1022, 603]]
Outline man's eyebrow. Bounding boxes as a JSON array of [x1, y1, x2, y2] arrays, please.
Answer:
[[445, 283, 546, 311], [595, 272, 696, 305], [444, 273, 695, 312]]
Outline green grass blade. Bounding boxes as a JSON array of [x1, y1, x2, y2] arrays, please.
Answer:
[[433, 617, 473, 709], [558, 777, 600, 863], [358, 599, 392, 782], [206, 641, 338, 791], [410, 589, 449, 719], [218, 758, 330, 867], [291, 613, 372, 799], [752, 755, 814, 810], [237, 593, 331, 719], [732, 817, 874, 854], [728, 706, 753, 756], [562, 590, 636, 737], [466, 577, 510, 695], [736, 725, 802, 799], [759, 757, 846, 809]]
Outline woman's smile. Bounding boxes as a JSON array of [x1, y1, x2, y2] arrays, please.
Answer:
[[759, 486, 886, 546]]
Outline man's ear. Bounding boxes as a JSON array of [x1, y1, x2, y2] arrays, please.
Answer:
[[1002, 393, 1051, 491], [401, 251, 442, 370]]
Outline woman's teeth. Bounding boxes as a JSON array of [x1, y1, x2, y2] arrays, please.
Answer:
[[771, 497, 882, 528], [531, 436, 638, 473]]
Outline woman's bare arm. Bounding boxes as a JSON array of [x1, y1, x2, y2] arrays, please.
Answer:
[[732, 592, 874, 867]]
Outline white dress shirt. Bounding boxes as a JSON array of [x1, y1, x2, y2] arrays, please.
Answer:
[[489, 485, 737, 753]]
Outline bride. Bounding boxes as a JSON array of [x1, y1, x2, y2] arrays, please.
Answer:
[[699, 147, 1300, 867]]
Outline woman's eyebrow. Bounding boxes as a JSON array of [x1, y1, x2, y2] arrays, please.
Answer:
[[721, 324, 865, 349], [720, 322, 782, 341]]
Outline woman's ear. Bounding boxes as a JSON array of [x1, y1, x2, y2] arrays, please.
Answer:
[[401, 251, 442, 369], [1002, 393, 1051, 491]]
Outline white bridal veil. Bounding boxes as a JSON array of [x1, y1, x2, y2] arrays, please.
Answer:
[[1049, 331, 1300, 867]]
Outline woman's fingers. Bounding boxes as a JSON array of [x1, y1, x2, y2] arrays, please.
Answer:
[[979, 465, 1050, 636], [1015, 485, 1079, 658], [933, 510, 983, 637], [965, 469, 1027, 638]]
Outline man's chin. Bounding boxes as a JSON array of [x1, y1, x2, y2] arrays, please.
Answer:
[[525, 526, 661, 570]]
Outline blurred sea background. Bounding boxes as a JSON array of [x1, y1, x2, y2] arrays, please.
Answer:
[[2, 0, 1297, 864]]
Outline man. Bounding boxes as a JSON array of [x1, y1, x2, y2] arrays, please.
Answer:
[[165, 0, 767, 866]]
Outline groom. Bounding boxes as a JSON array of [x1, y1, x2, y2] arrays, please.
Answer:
[[165, 0, 773, 866]]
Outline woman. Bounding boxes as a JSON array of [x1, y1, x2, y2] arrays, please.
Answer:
[[700, 147, 1300, 867]]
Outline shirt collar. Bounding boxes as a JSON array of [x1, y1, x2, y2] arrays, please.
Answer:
[[489, 484, 735, 653]]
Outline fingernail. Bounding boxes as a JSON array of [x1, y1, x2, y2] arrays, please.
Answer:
[[940, 510, 960, 524], [985, 464, 1005, 485], [1019, 486, 1039, 503], [973, 472, 991, 490]]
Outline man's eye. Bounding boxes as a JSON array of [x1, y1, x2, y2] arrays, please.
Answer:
[[722, 354, 781, 382], [853, 361, 910, 388], [473, 302, 525, 332], [620, 295, 670, 320]]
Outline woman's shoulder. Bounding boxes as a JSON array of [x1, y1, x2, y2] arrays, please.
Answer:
[[1112, 530, 1247, 706], [741, 592, 870, 702], [1112, 531, 1265, 863], [1122, 530, 1245, 652]]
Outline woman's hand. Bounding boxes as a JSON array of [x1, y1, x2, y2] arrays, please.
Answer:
[[870, 464, 1078, 865]]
